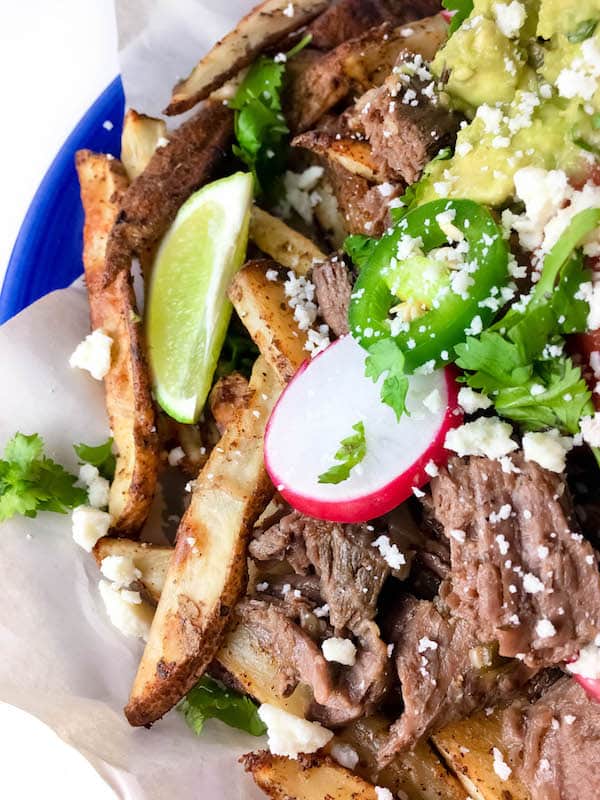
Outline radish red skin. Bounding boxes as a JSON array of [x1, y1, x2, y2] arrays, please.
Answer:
[[573, 674, 600, 704], [264, 351, 463, 523]]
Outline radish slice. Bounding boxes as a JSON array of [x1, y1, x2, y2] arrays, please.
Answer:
[[573, 674, 600, 703], [264, 335, 462, 523]]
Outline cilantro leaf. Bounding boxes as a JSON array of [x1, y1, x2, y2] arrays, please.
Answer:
[[344, 233, 378, 270], [567, 18, 598, 43], [179, 676, 266, 737], [0, 433, 86, 523], [442, 0, 474, 33], [230, 36, 311, 194], [74, 438, 115, 481], [493, 357, 593, 433], [365, 339, 410, 421], [318, 421, 367, 484]]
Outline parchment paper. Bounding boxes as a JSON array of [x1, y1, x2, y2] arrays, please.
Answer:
[[0, 1, 270, 797]]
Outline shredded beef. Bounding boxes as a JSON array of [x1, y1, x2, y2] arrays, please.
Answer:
[[250, 510, 409, 631], [378, 595, 536, 765], [349, 58, 459, 184], [311, 255, 353, 337], [325, 162, 401, 236], [431, 456, 600, 668], [237, 599, 390, 725], [501, 677, 600, 800]]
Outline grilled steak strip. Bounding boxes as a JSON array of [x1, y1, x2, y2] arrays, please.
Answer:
[[311, 255, 353, 337], [378, 595, 537, 765], [349, 56, 460, 184], [104, 101, 233, 284], [501, 677, 600, 800], [431, 456, 600, 668], [306, 0, 442, 51]]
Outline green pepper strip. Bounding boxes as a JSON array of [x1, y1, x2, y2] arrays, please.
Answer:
[[348, 199, 510, 373]]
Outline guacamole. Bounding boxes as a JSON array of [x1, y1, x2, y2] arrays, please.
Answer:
[[424, 0, 600, 206]]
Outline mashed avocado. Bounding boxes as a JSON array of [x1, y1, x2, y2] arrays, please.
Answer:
[[425, 0, 600, 206]]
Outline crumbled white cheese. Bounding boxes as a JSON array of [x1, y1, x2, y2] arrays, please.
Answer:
[[375, 788, 394, 800], [492, 747, 512, 781], [580, 412, 600, 449], [284, 270, 318, 331], [566, 640, 600, 680], [98, 579, 153, 640], [305, 324, 331, 358], [458, 387, 492, 414], [372, 534, 406, 570], [100, 555, 141, 589], [322, 637, 357, 666], [72, 506, 112, 551], [445, 417, 517, 459], [418, 637, 438, 653], [424, 460, 439, 477], [168, 446, 185, 466], [449, 528, 466, 543], [313, 603, 330, 618], [282, 167, 324, 224], [330, 743, 359, 770], [265, 268, 279, 282], [476, 104, 503, 135], [493, 2, 526, 38], [78, 463, 110, 509], [282, 2, 294, 17], [535, 619, 557, 639], [522, 429, 573, 473], [490, 504, 512, 524], [257, 704, 333, 758], [69, 329, 112, 380], [523, 572, 544, 594]]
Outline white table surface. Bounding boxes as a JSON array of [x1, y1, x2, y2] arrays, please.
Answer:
[[1, 2, 119, 796]]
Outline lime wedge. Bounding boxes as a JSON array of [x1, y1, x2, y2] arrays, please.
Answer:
[[146, 172, 253, 423]]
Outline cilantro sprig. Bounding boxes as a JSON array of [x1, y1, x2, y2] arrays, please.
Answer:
[[567, 18, 598, 43], [364, 339, 410, 421], [0, 433, 86, 522], [74, 438, 115, 480], [179, 676, 266, 737], [456, 210, 600, 434], [230, 35, 311, 193], [318, 421, 367, 485]]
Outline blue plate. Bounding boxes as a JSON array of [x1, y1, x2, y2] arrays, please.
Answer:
[[0, 77, 125, 324]]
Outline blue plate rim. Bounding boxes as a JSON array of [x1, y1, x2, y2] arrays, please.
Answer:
[[0, 76, 125, 324]]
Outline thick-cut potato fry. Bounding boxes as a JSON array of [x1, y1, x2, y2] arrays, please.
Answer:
[[218, 622, 312, 716], [286, 15, 448, 132], [120, 110, 167, 181], [104, 101, 233, 285], [293, 131, 386, 183], [76, 151, 159, 538], [125, 358, 282, 726], [165, 0, 330, 115], [338, 716, 466, 800], [249, 207, 326, 275], [242, 752, 379, 800], [93, 538, 172, 604], [432, 710, 530, 800], [228, 260, 308, 383]]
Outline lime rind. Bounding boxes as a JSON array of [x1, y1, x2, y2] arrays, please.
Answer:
[[146, 172, 254, 423]]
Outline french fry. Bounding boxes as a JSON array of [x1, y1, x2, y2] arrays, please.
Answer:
[[165, 0, 330, 115], [125, 357, 282, 726], [338, 716, 466, 800], [249, 207, 326, 275], [76, 151, 159, 538], [218, 622, 312, 717], [293, 132, 385, 183], [228, 260, 308, 383], [242, 752, 380, 800], [120, 110, 167, 181], [104, 101, 233, 285], [93, 538, 172, 604], [432, 710, 530, 800]]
